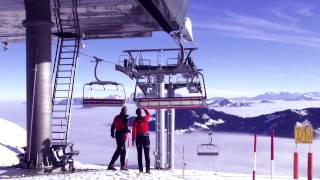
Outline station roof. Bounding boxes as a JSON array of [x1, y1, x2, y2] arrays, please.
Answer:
[[0, 0, 188, 42]]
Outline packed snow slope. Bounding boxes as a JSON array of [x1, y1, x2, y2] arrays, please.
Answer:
[[0, 164, 313, 180], [0, 118, 25, 166], [1, 118, 316, 179]]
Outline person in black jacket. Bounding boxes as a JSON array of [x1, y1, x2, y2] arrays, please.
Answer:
[[107, 106, 130, 170]]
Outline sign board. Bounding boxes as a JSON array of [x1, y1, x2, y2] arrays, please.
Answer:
[[294, 121, 313, 144]]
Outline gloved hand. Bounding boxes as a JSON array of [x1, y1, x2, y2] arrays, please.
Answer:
[[111, 132, 115, 138], [132, 140, 135, 146], [125, 128, 131, 133]]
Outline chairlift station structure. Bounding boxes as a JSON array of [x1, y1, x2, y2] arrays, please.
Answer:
[[0, 0, 207, 171]]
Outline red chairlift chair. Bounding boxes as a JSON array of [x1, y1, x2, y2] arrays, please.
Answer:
[[82, 57, 126, 107]]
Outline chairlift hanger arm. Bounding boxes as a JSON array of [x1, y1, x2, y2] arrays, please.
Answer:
[[127, 51, 134, 64], [92, 56, 104, 82], [178, 35, 184, 66], [133, 78, 139, 101], [185, 48, 195, 60], [197, 72, 207, 100], [91, 57, 124, 85]]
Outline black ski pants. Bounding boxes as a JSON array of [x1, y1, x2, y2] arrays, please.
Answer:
[[109, 132, 126, 167], [136, 134, 150, 173]]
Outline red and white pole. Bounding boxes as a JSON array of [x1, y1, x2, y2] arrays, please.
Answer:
[[271, 128, 275, 179], [182, 145, 185, 178], [308, 146, 312, 180], [293, 145, 299, 180], [253, 133, 257, 180]]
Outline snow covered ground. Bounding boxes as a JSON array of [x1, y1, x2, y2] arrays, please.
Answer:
[[212, 100, 320, 117], [0, 164, 304, 180], [0, 118, 26, 167], [1, 101, 320, 179]]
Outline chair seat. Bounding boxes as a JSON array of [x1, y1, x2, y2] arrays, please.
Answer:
[[135, 96, 206, 109], [83, 98, 125, 106]]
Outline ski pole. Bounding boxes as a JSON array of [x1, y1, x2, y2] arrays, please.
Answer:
[[125, 137, 130, 169]]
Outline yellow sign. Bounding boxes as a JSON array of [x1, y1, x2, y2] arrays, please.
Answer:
[[294, 125, 313, 144]]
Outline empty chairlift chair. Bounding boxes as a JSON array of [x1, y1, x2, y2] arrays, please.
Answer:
[[197, 132, 219, 156], [134, 73, 207, 109], [82, 57, 126, 107], [82, 81, 126, 106]]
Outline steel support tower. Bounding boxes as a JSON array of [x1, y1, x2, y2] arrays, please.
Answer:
[[24, 0, 52, 167], [167, 86, 175, 169], [155, 75, 166, 169]]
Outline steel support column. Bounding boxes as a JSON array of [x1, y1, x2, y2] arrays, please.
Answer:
[[167, 86, 175, 170], [24, 0, 52, 167], [155, 75, 165, 169]]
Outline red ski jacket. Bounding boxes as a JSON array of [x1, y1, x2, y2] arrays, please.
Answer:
[[132, 108, 150, 141], [111, 114, 130, 137]]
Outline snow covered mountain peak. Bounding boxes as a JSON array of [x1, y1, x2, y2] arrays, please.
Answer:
[[208, 98, 251, 107]]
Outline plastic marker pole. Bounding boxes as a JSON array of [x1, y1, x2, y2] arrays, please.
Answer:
[[253, 133, 257, 180], [271, 129, 275, 179], [293, 144, 299, 180]]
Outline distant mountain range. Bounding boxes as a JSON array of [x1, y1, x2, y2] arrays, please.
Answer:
[[208, 98, 252, 107], [55, 91, 320, 106], [247, 92, 319, 101], [147, 107, 320, 138], [207, 91, 320, 107]]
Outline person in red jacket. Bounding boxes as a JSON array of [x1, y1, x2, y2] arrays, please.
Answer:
[[108, 106, 130, 170], [132, 108, 151, 173]]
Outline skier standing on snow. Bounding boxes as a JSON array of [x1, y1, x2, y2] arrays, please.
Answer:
[[108, 106, 130, 170], [132, 108, 151, 173]]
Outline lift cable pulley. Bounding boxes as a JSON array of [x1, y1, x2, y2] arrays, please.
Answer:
[[115, 39, 206, 109]]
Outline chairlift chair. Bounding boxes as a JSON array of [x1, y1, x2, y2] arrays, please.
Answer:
[[82, 57, 126, 107], [133, 72, 207, 109], [82, 81, 126, 107], [197, 132, 219, 156]]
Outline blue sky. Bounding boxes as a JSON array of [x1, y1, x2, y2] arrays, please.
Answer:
[[1, 0, 320, 100]]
